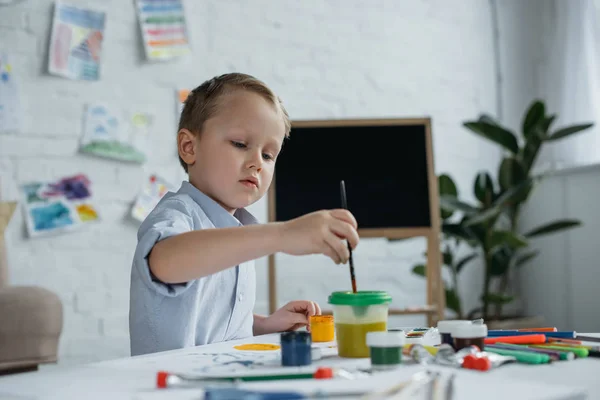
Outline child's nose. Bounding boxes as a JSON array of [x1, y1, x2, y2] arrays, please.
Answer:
[[246, 151, 263, 170]]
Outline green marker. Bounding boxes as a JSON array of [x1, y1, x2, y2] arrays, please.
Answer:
[[485, 348, 551, 364], [530, 345, 589, 358]]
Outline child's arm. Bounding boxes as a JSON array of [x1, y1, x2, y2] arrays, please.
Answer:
[[149, 209, 358, 284]]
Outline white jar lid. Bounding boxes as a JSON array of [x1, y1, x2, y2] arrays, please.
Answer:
[[366, 331, 405, 347], [436, 320, 472, 333], [451, 323, 488, 339]]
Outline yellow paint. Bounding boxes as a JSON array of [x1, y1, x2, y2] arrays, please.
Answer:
[[76, 204, 98, 222], [335, 321, 387, 358], [310, 315, 335, 342], [234, 343, 280, 351]]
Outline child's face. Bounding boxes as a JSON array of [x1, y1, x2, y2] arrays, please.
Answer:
[[185, 90, 286, 213]]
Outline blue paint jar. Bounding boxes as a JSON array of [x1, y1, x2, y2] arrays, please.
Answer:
[[281, 331, 312, 366], [437, 320, 472, 349]]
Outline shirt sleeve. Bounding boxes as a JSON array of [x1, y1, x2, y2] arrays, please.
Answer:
[[133, 198, 194, 297]]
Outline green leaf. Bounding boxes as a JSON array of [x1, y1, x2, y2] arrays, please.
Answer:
[[456, 253, 478, 273], [482, 292, 515, 305], [490, 230, 528, 249], [442, 223, 475, 242], [541, 114, 556, 134], [412, 265, 426, 277], [546, 123, 594, 141], [515, 250, 539, 268], [463, 206, 501, 227], [490, 246, 512, 276], [522, 100, 545, 138], [443, 250, 453, 266], [438, 174, 458, 219], [478, 114, 499, 126], [498, 157, 527, 192], [445, 289, 461, 316], [493, 178, 535, 208], [440, 195, 478, 214], [463, 121, 519, 154], [524, 220, 582, 238], [473, 171, 495, 205]]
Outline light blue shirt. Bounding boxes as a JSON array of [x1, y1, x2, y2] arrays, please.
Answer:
[[129, 181, 257, 356]]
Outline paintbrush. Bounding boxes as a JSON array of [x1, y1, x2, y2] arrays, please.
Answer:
[[339, 180, 357, 293]]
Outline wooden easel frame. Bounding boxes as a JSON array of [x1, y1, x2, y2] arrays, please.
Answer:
[[267, 118, 444, 327]]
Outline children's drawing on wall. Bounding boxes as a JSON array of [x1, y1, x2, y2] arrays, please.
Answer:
[[80, 103, 152, 163], [21, 175, 100, 238], [131, 175, 175, 222], [0, 52, 23, 134], [136, 0, 191, 61], [48, 2, 106, 80]]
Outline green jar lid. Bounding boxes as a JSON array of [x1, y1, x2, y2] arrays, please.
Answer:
[[328, 291, 392, 306]]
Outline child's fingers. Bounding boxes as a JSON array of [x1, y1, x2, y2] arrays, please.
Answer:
[[313, 301, 322, 315], [329, 219, 359, 249], [324, 232, 349, 264], [322, 241, 341, 264], [329, 209, 357, 229]]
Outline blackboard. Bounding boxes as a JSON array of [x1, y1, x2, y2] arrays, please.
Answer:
[[271, 119, 434, 232]]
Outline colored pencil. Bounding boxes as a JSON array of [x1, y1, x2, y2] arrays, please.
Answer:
[[575, 335, 600, 343], [487, 331, 575, 339], [548, 342, 600, 351], [547, 338, 583, 345], [517, 327, 557, 332]]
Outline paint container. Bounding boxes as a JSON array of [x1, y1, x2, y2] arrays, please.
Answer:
[[452, 323, 488, 351], [437, 320, 473, 349], [310, 315, 335, 342], [366, 331, 405, 370], [328, 291, 392, 358], [281, 331, 312, 367]]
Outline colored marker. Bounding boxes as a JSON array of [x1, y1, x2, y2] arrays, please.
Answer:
[[484, 347, 551, 364], [489, 343, 574, 361], [529, 345, 588, 358], [487, 331, 576, 339], [547, 338, 583, 345], [484, 334, 546, 345]]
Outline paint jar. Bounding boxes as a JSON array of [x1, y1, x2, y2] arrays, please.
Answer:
[[366, 331, 405, 370], [310, 315, 335, 342], [280, 331, 312, 366], [328, 291, 392, 358], [452, 323, 488, 351], [437, 320, 473, 349]]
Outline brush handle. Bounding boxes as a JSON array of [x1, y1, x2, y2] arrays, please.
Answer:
[[339, 180, 357, 293]]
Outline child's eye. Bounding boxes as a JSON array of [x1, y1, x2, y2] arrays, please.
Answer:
[[231, 141, 247, 149], [262, 153, 274, 161]]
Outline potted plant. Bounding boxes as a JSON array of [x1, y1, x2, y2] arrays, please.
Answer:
[[413, 100, 593, 326], [411, 174, 478, 320]]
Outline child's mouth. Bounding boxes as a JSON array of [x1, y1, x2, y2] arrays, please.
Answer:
[[240, 179, 258, 188]]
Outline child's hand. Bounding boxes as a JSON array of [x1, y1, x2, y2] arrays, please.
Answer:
[[279, 210, 359, 265], [255, 301, 321, 335]]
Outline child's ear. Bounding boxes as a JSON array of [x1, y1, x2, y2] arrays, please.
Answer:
[[178, 129, 197, 166]]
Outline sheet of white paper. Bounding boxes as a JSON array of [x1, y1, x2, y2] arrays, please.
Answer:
[[0, 53, 23, 134]]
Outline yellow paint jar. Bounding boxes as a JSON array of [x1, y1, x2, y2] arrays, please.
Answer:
[[328, 291, 392, 358], [310, 315, 335, 342]]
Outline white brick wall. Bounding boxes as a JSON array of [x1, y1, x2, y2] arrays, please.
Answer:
[[1, 0, 502, 366]]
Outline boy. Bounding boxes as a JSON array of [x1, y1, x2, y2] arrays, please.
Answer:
[[129, 73, 359, 356]]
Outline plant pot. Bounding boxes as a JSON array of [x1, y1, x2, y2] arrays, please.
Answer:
[[485, 315, 545, 330]]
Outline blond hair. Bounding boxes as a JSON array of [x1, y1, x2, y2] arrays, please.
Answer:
[[178, 73, 291, 172]]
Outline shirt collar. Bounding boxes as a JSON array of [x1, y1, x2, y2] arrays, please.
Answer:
[[178, 181, 258, 228]]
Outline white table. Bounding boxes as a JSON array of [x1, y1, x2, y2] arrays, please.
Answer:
[[0, 333, 597, 400]]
